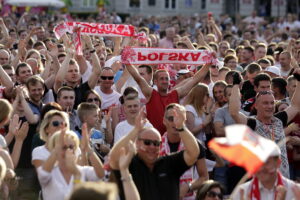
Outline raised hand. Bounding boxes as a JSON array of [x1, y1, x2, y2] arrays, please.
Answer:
[[8, 114, 21, 136], [172, 105, 186, 129], [14, 122, 29, 142], [119, 141, 136, 170], [65, 148, 80, 176], [48, 42, 59, 57], [134, 107, 147, 131], [80, 123, 92, 153]]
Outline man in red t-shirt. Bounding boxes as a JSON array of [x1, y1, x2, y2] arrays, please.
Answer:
[[126, 63, 210, 134]]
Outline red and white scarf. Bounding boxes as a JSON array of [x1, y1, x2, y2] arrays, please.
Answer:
[[160, 133, 194, 200], [121, 46, 217, 65], [250, 172, 284, 200], [54, 22, 146, 55]]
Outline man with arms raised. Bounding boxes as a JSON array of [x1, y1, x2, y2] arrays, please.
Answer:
[[126, 63, 209, 134], [229, 70, 300, 178], [110, 105, 200, 200]]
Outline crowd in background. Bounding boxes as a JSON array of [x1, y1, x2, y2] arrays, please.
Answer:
[[0, 8, 300, 200]]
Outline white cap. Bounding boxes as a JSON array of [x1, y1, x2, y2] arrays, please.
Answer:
[[269, 144, 281, 157], [265, 66, 281, 76]]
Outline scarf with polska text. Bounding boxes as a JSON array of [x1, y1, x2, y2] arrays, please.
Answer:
[[54, 22, 146, 55], [121, 46, 217, 65]]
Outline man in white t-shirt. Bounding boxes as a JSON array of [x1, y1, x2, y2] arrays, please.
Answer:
[[95, 67, 121, 111], [114, 95, 152, 144]]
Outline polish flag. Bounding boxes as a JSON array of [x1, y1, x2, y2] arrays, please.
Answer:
[[208, 125, 279, 174]]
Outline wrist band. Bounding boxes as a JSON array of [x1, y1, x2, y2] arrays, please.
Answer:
[[73, 179, 81, 184], [175, 126, 185, 132], [121, 174, 133, 182]]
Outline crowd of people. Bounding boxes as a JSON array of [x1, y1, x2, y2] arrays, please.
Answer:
[[0, 8, 300, 200]]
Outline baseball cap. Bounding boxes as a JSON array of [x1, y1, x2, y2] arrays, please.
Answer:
[[265, 66, 281, 76]]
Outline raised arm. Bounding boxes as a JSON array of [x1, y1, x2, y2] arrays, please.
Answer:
[[125, 64, 153, 100], [109, 109, 146, 170], [285, 69, 300, 123], [176, 63, 210, 99], [119, 141, 140, 200], [229, 76, 247, 124], [18, 87, 39, 124], [174, 105, 199, 166], [53, 50, 72, 93], [81, 123, 105, 178], [11, 122, 29, 168], [84, 36, 102, 89], [0, 65, 13, 97]]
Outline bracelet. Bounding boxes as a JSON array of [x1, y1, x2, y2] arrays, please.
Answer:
[[175, 126, 185, 132], [73, 179, 81, 184], [90, 49, 96, 54], [121, 174, 133, 182]]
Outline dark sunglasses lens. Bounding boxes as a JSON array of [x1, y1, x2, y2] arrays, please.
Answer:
[[101, 76, 114, 80], [143, 140, 151, 146], [167, 116, 174, 122], [152, 141, 161, 147], [52, 121, 60, 127]]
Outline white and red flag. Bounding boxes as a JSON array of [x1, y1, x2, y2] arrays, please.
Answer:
[[121, 47, 217, 65], [54, 22, 146, 55], [208, 125, 279, 175]]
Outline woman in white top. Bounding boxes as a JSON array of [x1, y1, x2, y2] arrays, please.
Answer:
[[32, 110, 70, 169], [184, 83, 213, 142], [38, 128, 104, 200]]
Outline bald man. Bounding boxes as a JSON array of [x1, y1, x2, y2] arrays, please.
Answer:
[[110, 105, 200, 200]]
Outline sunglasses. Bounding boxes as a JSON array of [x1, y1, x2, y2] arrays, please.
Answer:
[[62, 144, 75, 151], [206, 191, 223, 199], [87, 98, 100, 102], [166, 116, 174, 122], [138, 138, 161, 147], [51, 121, 64, 127], [256, 90, 274, 98], [101, 76, 114, 80]]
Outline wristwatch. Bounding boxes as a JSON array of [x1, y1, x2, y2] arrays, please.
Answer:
[[187, 182, 193, 193]]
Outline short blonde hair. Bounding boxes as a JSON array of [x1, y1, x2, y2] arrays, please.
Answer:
[[39, 110, 69, 142], [48, 130, 79, 152], [0, 99, 12, 125]]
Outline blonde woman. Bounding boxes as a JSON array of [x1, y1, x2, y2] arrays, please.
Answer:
[[32, 110, 70, 169], [184, 84, 213, 142], [38, 127, 104, 200]]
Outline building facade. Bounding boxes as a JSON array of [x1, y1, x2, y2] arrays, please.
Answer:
[[69, 0, 294, 17]]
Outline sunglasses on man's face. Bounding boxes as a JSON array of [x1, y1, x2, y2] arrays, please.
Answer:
[[101, 76, 114, 80], [138, 138, 161, 147], [51, 121, 64, 127], [206, 191, 223, 199]]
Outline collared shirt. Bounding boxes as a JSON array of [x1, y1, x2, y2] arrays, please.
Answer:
[[232, 175, 300, 200]]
